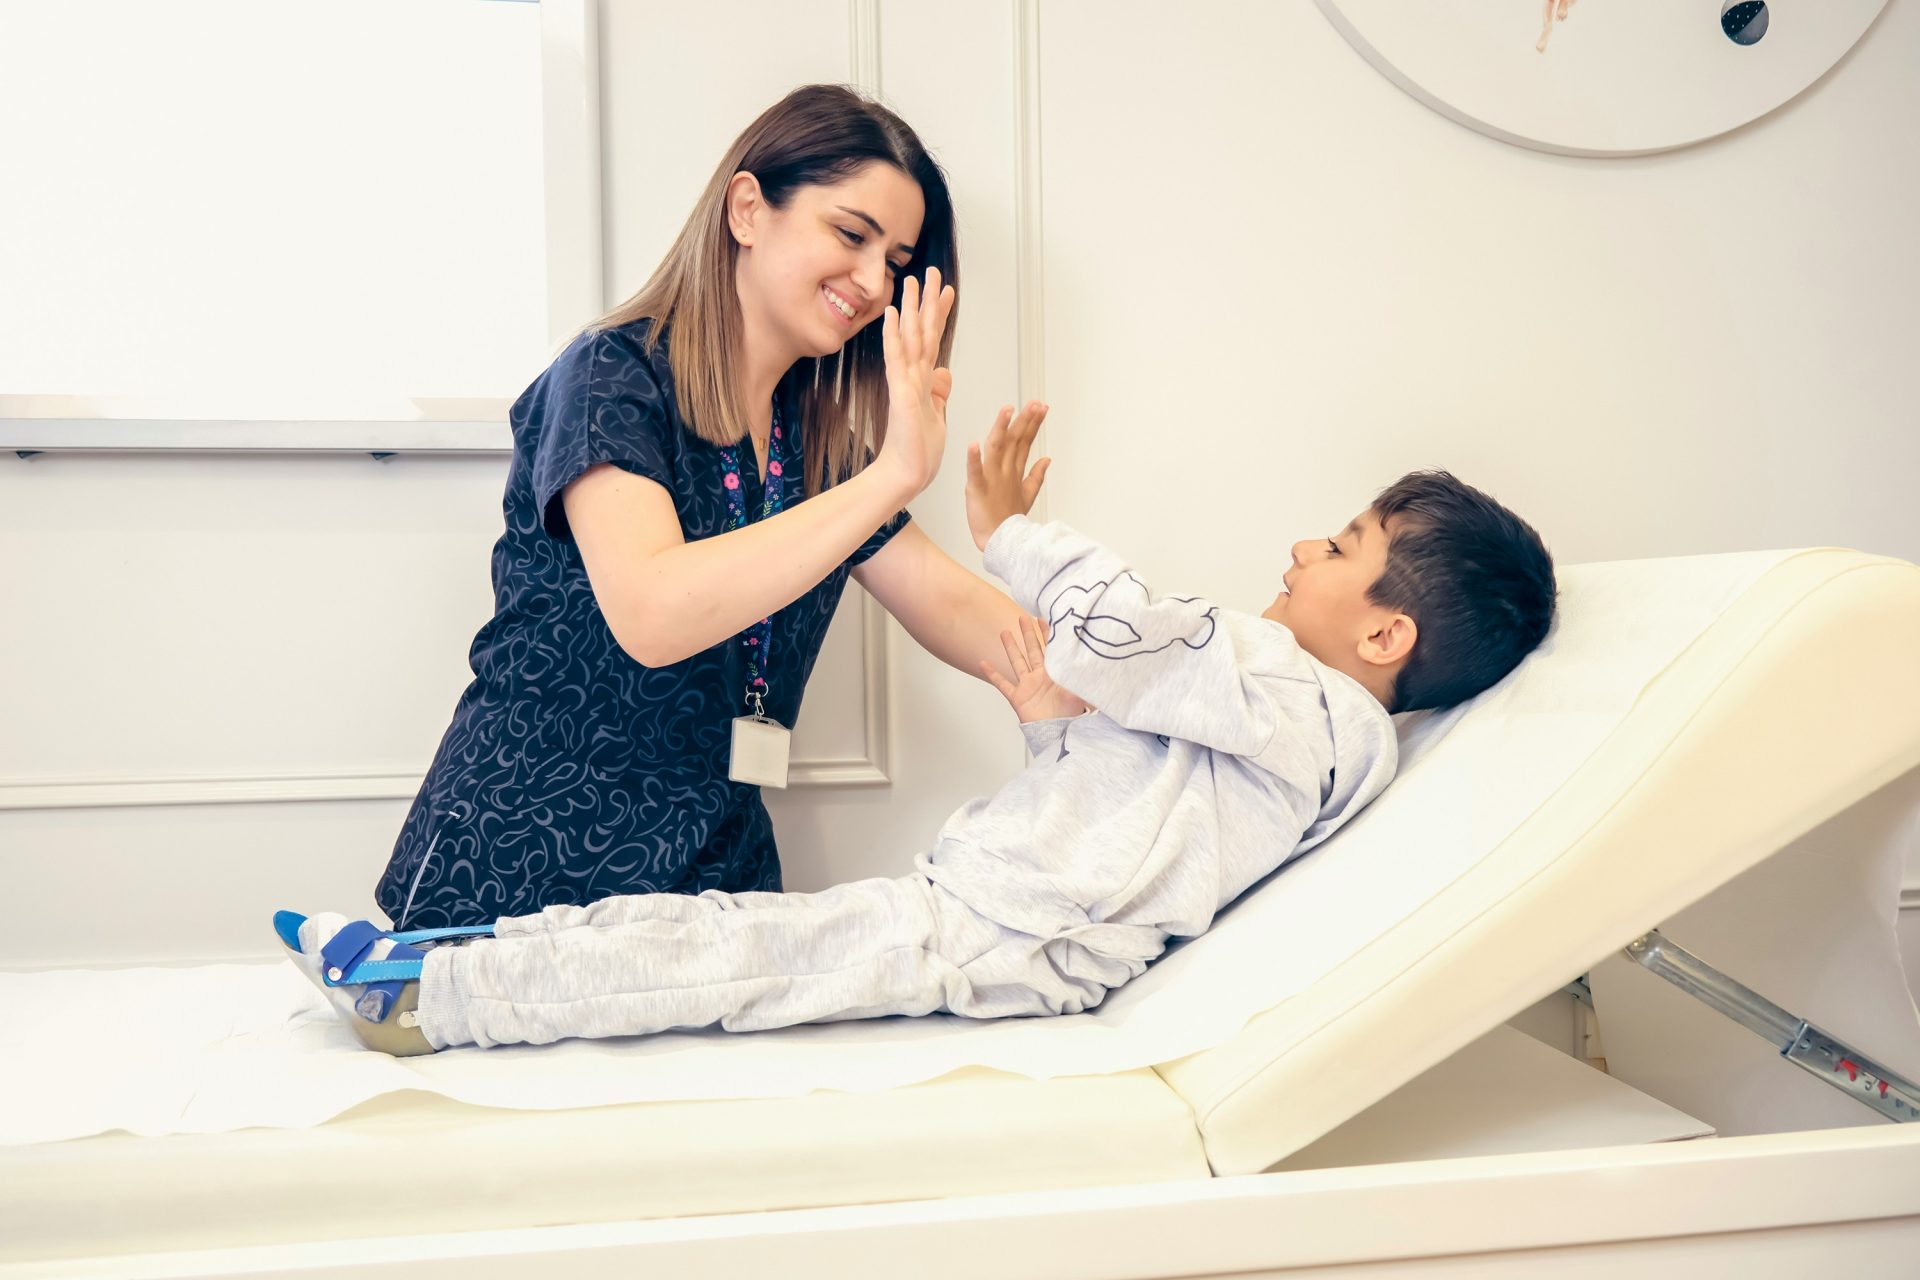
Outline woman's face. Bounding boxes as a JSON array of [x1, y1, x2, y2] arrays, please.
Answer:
[[731, 162, 927, 361]]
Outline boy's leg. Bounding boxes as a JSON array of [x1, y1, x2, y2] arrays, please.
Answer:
[[420, 875, 1038, 1050], [286, 912, 436, 1055], [492, 887, 805, 937], [947, 919, 1168, 1020]]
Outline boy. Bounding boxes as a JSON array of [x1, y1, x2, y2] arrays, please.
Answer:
[[280, 452, 1554, 1056]]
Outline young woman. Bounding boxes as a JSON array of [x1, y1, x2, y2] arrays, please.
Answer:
[[373, 84, 1051, 929]]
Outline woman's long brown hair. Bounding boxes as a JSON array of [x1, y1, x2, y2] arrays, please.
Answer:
[[589, 84, 959, 498]]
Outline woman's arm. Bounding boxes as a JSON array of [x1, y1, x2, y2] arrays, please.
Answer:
[[851, 522, 1036, 684], [567, 461, 915, 668], [570, 272, 956, 669], [855, 397, 1073, 686]]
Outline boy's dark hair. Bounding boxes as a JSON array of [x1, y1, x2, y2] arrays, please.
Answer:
[[1368, 470, 1556, 714]]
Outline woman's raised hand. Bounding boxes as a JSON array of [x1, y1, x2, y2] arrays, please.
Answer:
[[875, 267, 957, 497]]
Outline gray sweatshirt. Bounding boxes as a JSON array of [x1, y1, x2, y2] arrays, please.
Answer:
[[916, 516, 1399, 960]]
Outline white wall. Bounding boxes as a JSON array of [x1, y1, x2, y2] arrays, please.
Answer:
[[3, 1, 1916, 986], [0, 453, 507, 964], [1036, 2, 1918, 578]]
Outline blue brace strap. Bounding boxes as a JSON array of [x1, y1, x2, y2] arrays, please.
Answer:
[[388, 924, 496, 946], [319, 920, 426, 1023]]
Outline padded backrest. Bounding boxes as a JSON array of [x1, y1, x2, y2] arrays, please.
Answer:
[[1155, 551, 1920, 1175]]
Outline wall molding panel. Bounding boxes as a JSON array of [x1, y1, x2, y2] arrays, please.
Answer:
[[848, 0, 882, 95], [1013, 0, 1046, 414], [541, 0, 607, 346], [0, 587, 893, 811]]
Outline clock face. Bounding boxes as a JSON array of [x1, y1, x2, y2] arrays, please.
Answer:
[[1316, 0, 1887, 156]]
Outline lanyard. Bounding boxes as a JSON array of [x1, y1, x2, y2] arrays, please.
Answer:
[[717, 407, 789, 715]]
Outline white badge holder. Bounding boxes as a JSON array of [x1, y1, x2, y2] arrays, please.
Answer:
[[729, 689, 791, 789]]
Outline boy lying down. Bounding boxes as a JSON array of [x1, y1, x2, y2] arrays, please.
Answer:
[[277, 459, 1555, 1056]]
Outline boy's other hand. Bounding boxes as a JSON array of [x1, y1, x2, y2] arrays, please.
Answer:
[[965, 400, 1050, 551], [980, 615, 1089, 724]]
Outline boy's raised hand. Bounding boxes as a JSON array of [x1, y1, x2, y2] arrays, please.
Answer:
[[965, 400, 1050, 551], [980, 614, 1088, 724]]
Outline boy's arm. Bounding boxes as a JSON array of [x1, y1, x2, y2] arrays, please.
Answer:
[[979, 613, 1091, 755], [1019, 716, 1073, 759], [982, 515, 1295, 756]]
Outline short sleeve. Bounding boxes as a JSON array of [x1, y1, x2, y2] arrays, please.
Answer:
[[531, 331, 679, 541], [848, 507, 913, 569]]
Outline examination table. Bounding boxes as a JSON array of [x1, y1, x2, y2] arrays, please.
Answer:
[[5, 547, 1919, 1277]]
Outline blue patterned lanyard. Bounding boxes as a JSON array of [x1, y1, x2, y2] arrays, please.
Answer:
[[717, 407, 789, 713]]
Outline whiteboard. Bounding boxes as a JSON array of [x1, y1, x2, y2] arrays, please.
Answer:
[[0, 0, 550, 451]]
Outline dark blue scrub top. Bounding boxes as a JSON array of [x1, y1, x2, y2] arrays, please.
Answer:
[[373, 319, 908, 928]]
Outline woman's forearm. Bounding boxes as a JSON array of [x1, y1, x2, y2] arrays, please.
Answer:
[[933, 571, 1091, 712], [853, 521, 1065, 688], [604, 465, 915, 667], [934, 567, 1036, 684]]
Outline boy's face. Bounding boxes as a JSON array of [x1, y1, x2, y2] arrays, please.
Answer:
[[1262, 508, 1414, 695]]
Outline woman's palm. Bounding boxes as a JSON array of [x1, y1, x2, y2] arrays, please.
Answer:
[[878, 268, 956, 492]]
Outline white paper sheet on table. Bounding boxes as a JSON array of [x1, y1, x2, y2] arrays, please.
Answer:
[[1, 549, 1802, 1147]]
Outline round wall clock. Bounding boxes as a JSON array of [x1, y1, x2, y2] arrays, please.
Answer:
[[1315, 0, 1887, 156]]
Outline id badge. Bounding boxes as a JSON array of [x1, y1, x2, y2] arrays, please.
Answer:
[[730, 715, 792, 788]]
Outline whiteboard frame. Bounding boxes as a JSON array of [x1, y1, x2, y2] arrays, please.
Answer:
[[0, 0, 592, 456]]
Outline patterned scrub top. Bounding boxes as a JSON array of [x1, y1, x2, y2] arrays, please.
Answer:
[[373, 319, 909, 928]]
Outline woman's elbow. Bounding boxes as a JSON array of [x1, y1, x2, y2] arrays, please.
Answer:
[[614, 632, 670, 669], [614, 626, 696, 669], [601, 603, 687, 669]]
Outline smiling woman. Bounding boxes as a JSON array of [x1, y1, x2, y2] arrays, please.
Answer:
[[370, 85, 1052, 929]]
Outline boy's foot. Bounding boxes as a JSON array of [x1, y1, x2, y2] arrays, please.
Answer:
[[349, 979, 432, 1058], [278, 910, 436, 1057]]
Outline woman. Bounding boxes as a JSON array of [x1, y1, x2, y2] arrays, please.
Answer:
[[374, 84, 1050, 928]]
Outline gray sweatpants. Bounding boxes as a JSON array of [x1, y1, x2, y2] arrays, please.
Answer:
[[413, 874, 1160, 1050]]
